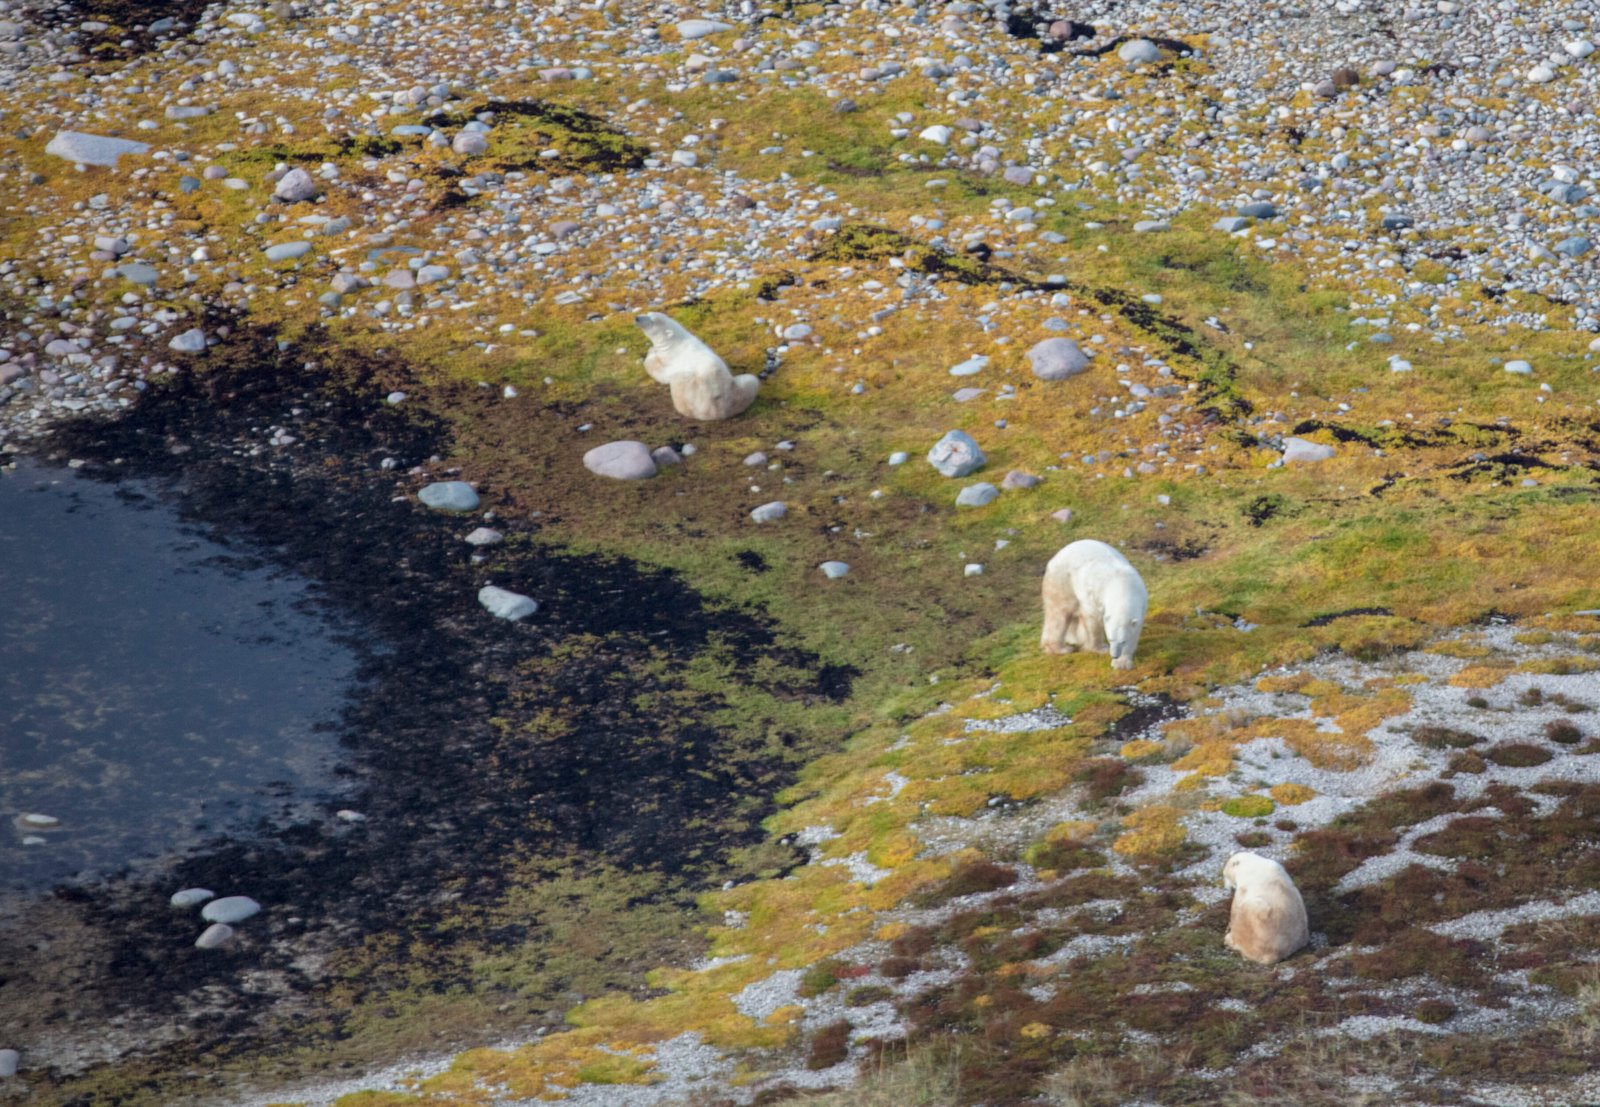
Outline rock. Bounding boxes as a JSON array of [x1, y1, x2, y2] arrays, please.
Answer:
[[1238, 201, 1278, 219], [170, 888, 215, 908], [1381, 212, 1415, 230], [1028, 337, 1089, 380], [201, 895, 261, 923], [1214, 216, 1249, 233], [1002, 166, 1033, 186], [1051, 508, 1075, 523], [1555, 236, 1592, 258], [677, 18, 734, 39], [953, 387, 985, 403], [1282, 438, 1336, 464], [1118, 39, 1162, 65], [45, 130, 151, 167], [1133, 219, 1170, 233], [964, 563, 984, 577], [168, 329, 206, 353], [195, 923, 235, 949], [264, 241, 311, 262], [418, 481, 480, 511], [1002, 470, 1040, 489], [17, 813, 59, 829], [818, 560, 850, 579], [888, 451, 909, 466], [465, 527, 503, 546], [1505, 360, 1533, 375], [949, 354, 988, 377], [478, 585, 537, 621], [750, 501, 787, 523], [453, 131, 489, 156], [919, 124, 952, 144], [273, 167, 318, 202], [956, 482, 999, 507], [584, 440, 657, 480], [0, 1049, 16, 1077], [651, 445, 683, 466], [118, 262, 158, 286], [1528, 64, 1557, 83], [927, 430, 987, 477]]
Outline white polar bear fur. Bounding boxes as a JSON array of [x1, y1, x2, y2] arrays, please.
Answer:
[[1040, 539, 1148, 671], [1222, 851, 1310, 965], [634, 312, 759, 421]]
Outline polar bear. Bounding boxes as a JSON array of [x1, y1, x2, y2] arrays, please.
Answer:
[[1222, 851, 1310, 965], [1040, 539, 1148, 670], [634, 312, 760, 421]]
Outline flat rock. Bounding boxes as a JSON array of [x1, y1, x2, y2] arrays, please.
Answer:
[[1051, 508, 1075, 523], [949, 355, 988, 377], [1119, 39, 1162, 65], [195, 923, 235, 949], [1505, 360, 1533, 375], [465, 527, 504, 546], [677, 18, 733, 39], [1282, 438, 1336, 464], [170, 887, 215, 908], [168, 328, 207, 353], [955, 482, 999, 507], [0, 1049, 16, 1077], [45, 130, 150, 167], [418, 481, 480, 511], [1028, 337, 1089, 380], [201, 895, 260, 923], [1002, 470, 1040, 489], [818, 560, 850, 579], [264, 241, 311, 262], [478, 585, 538, 621], [927, 430, 986, 477], [750, 501, 787, 523], [584, 440, 657, 480]]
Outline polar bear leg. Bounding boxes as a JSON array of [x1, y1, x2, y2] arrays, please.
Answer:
[[1041, 577, 1079, 654]]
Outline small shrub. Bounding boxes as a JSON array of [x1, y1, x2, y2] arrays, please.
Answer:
[[1487, 742, 1553, 767], [1416, 999, 1457, 1024], [1274, 819, 1299, 832], [1546, 720, 1584, 745], [1466, 695, 1489, 709], [1071, 758, 1144, 806], [798, 959, 844, 998], [1521, 687, 1546, 707], [806, 1020, 852, 1070], [1414, 725, 1484, 749], [917, 859, 1018, 904], [1447, 751, 1487, 775], [846, 984, 894, 1007], [1235, 831, 1272, 848], [1023, 838, 1106, 873], [1222, 795, 1275, 818], [878, 956, 921, 980]]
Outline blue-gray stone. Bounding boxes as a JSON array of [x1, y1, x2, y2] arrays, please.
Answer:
[[1282, 438, 1336, 464], [478, 585, 537, 621], [200, 895, 261, 923], [418, 481, 480, 511], [170, 888, 214, 908], [887, 451, 909, 466], [1213, 216, 1249, 233], [45, 130, 151, 167], [1028, 337, 1089, 380], [391, 125, 432, 136], [179, 176, 201, 193], [1556, 236, 1592, 257], [168, 328, 207, 353], [927, 430, 987, 477], [118, 262, 158, 286], [819, 560, 850, 579], [265, 241, 312, 262], [949, 355, 988, 377], [955, 482, 999, 507], [1238, 201, 1278, 219], [1505, 359, 1533, 375], [750, 501, 787, 523], [1381, 212, 1415, 230]]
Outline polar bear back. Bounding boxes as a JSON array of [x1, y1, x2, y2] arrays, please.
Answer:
[[1223, 851, 1309, 965], [1049, 543, 1152, 623]]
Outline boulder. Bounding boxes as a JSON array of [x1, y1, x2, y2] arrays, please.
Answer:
[[584, 440, 658, 480]]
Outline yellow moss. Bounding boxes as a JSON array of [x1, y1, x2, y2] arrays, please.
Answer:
[[1514, 631, 1556, 646], [1044, 820, 1097, 843], [875, 922, 909, 942], [1450, 663, 1515, 688], [1428, 639, 1493, 658], [1517, 656, 1600, 676], [1120, 739, 1165, 760], [1112, 806, 1187, 858], [1172, 738, 1237, 779], [1270, 782, 1316, 806], [1255, 671, 1313, 694], [1019, 1022, 1053, 1040], [1221, 795, 1275, 818]]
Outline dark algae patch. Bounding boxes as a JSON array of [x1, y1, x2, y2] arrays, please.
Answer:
[[7, 324, 851, 1104]]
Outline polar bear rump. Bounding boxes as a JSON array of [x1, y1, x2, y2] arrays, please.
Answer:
[[1040, 539, 1148, 670], [1222, 851, 1310, 965], [634, 312, 759, 421]]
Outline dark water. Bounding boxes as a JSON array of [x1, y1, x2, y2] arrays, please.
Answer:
[[0, 458, 358, 897]]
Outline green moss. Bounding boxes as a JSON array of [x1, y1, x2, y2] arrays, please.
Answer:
[[1222, 795, 1276, 818]]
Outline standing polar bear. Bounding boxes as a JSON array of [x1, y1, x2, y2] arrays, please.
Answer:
[[1040, 539, 1148, 670], [1222, 851, 1310, 965], [634, 312, 760, 421]]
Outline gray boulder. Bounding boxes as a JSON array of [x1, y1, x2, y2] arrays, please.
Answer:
[[956, 482, 999, 507], [418, 481, 480, 511], [584, 441, 657, 480], [927, 430, 987, 477], [1028, 337, 1089, 380], [45, 130, 150, 167], [750, 501, 787, 523], [1282, 438, 1336, 464], [478, 585, 538, 621], [273, 168, 318, 202]]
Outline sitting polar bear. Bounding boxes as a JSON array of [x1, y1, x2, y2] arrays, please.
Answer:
[[1040, 539, 1148, 670], [1222, 851, 1310, 965], [634, 312, 760, 421]]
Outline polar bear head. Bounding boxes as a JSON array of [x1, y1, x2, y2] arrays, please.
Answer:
[[1222, 850, 1288, 891], [635, 311, 692, 352], [1102, 574, 1147, 671]]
